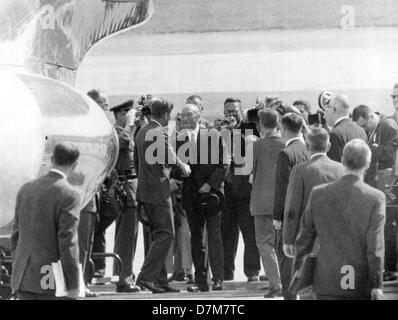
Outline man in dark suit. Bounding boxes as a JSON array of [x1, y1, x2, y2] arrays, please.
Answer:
[[273, 112, 310, 300], [11, 143, 82, 300], [283, 128, 344, 258], [221, 98, 261, 282], [135, 98, 190, 293], [174, 104, 229, 291], [324, 94, 367, 162], [294, 139, 385, 300], [352, 102, 398, 279]]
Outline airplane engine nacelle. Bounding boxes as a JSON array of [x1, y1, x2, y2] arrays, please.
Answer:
[[0, 67, 119, 246]]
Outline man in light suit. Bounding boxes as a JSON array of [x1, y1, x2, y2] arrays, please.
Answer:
[[294, 139, 385, 300], [283, 128, 344, 258], [11, 143, 82, 300], [135, 98, 191, 293], [250, 109, 285, 298]]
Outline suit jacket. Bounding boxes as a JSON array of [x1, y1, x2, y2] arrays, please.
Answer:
[[175, 128, 230, 212], [224, 123, 255, 200], [373, 116, 398, 170], [135, 120, 186, 207], [327, 118, 368, 162], [250, 135, 285, 216], [11, 171, 81, 295], [283, 154, 344, 244], [294, 175, 386, 297], [273, 139, 310, 221]]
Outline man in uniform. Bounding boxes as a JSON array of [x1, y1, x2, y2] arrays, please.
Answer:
[[107, 100, 141, 292]]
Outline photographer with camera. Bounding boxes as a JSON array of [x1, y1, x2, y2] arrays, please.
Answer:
[[220, 98, 261, 283]]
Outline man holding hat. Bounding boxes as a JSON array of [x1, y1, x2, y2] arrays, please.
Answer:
[[176, 103, 230, 292]]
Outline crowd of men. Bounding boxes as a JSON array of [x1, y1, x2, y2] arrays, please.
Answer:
[[9, 84, 398, 300]]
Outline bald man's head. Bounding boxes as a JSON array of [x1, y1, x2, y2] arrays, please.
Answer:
[[331, 94, 350, 113], [325, 93, 351, 126]]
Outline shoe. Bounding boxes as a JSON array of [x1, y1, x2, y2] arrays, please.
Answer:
[[158, 284, 180, 293], [264, 287, 282, 298], [212, 281, 223, 291], [259, 275, 268, 281], [93, 269, 105, 278], [136, 280, 166, 294], [187, 284, 210, 292], [116, 284, 141, 293], [186, 274, 195, 284], [247, 276, 259, 282], [85, 288, 100, 298]]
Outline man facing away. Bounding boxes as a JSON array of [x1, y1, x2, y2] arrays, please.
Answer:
[[283, 128, 344, 258], [273, 112, 310, 300], [294, 139, 386, 300], [250, 109, 285, 298], [135, 98, 191, 293], [324, 94, 367, 162], [352, 100, 398, 280], [11, 143, 82, 300]]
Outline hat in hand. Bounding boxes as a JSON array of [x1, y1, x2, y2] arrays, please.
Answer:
[[199, 192, 220, 211]]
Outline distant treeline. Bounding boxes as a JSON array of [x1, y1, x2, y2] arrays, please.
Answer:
[[139, 0, 397, 33]]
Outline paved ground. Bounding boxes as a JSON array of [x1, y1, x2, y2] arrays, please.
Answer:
[[85, 279, 398, 300]]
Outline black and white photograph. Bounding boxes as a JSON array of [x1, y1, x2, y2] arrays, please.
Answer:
[[0, 0, 398, 305]]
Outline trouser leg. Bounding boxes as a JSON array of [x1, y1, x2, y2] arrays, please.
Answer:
[[384, 206, 398, 272], [187, 208, 207, 285], [236, 197, 261, 278], [222, 188, 239, 280], [205, 209, 224, 282], [179, 213, 193, 272], [114, 205, 138, 284], [137, 203, 174, 283], [92, 194, 119, 271], [275, 230, 296, 300], [78, 209, 97, 285], [254, 216, 281, 289]]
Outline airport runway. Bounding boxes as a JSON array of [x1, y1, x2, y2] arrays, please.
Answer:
[[76, 27, 398, 120]]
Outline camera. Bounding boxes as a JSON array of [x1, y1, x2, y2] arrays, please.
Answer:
[[214, 116, 238, 131], [308, 111, 326, 126]]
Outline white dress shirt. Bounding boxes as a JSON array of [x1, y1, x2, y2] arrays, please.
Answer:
[[285, 136, 305, 147], [50, 168, 67, 179], [310, 152, 327, 160], [333, 116, 349, 127]]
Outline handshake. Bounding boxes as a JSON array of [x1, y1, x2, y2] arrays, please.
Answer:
[[180, 162, 191, 178]]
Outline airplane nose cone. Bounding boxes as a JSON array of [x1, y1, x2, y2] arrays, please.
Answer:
[[0, 70, 44, 233]]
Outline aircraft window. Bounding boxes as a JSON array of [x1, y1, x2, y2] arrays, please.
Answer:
[[17, 74, 89, 117]]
